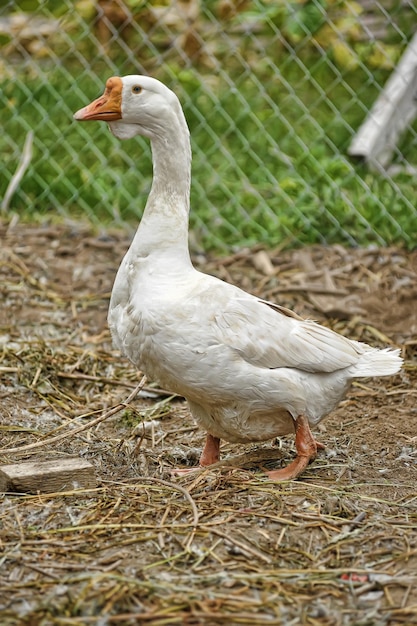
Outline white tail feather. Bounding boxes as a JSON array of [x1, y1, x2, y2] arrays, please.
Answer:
[[352, 347, 403, 377]]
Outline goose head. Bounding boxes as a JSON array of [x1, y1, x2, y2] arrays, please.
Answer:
[[74, 75, 186, 141]]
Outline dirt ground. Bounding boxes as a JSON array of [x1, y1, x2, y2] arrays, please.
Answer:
[[0, 221, 416, 626]]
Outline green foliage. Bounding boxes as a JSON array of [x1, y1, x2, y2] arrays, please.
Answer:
[[1, 1, 416, 251], [237, 0, 405, 72], [283, 0, 328, 43]]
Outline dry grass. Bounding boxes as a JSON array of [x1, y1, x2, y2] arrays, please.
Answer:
[[1, 222, 416, 625]]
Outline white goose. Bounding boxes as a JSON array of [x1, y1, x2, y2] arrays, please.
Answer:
[[74, 75, 402, 481]]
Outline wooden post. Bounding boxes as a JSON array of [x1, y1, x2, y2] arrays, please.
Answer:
[[348, 32, 417, 169]]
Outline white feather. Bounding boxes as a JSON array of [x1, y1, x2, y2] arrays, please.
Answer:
[[78, 74, 403, 448]]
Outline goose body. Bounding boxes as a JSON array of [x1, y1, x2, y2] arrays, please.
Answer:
[[74, 75, 402, 480]]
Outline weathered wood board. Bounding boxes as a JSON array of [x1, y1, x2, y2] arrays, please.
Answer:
[[0, 457, 96, 494], [348, 31, 417, 168]]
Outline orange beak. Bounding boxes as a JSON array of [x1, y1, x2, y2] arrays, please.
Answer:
[[74, 76, 123, 122]]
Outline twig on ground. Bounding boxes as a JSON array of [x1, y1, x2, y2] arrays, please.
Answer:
[[2, 130, 34, 214], [0, 375, 147, 456]]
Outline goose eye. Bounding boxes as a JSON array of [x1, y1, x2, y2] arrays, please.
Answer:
[[132, 85, 142, 94]]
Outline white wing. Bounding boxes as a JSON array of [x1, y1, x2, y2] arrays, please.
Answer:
[[212, 290, 366, 373]]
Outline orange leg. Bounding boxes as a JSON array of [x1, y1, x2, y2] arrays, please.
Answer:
[[266, 415, 325, 481], [199, 433, 221, 466], [171, 433, 220, 476]]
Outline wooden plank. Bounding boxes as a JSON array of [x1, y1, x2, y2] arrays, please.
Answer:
[[348, 31, 417, 168], [0, 458, 96, 494]]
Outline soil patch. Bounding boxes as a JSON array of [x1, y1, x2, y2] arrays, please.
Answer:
[[1, 222, 416, 625]]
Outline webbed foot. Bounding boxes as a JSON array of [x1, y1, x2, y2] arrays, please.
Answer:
[[267, 415, 324, 481], [171, 433, 220, 476]]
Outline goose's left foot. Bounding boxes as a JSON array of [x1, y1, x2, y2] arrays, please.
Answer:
[[199, 433, 221, 466], [266, 414, 325, 481], [171, 433, 220, 476]]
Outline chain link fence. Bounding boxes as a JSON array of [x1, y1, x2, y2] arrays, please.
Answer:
[[1, 0, 417, 252]]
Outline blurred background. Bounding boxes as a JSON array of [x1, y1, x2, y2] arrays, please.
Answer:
[[1, 0, 417, 252]]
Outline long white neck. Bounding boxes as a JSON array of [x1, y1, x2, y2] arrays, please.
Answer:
[[129, 105, 193, 267]]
